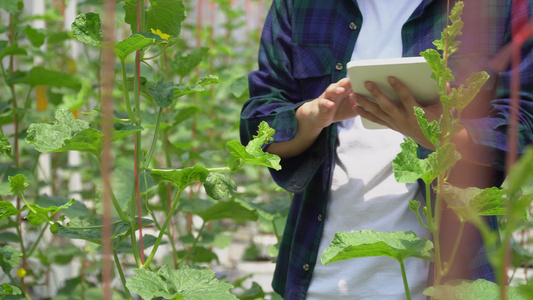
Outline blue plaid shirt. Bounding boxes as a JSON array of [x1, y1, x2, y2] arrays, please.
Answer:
[[240, 0, 533, 298]]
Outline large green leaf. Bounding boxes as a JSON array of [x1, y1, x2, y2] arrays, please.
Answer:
[[0, 0, 23, 14], [179, 199, 258, 222], [126, 265, 236, 300], [7, 66, 81, 91], [26, 109, 99, 155], [424, 279, 524, 300], [114, 32, 164, 60], [321, 230, 434, 265], [171, 47, 208, 78], [71, 12, 102, 46], [414, 107, 442, 148], [56, 215, 153, 245], [35, 195, 90, 219], [446, 72, 489, 111], [0, 245, 22, 274], [203, 173, 236, 200], [393, 138, 460, 184], [174, 75, 220, 100], [124, 0, 186, 37], [442, 185, 505, 222], [22, 199, 75, 226], [150, 165, 209, 191], [0, 201, 18, 222], [0, 41, 27, 60], [147, 80, 175, 108], [23, 25, 46, 47]]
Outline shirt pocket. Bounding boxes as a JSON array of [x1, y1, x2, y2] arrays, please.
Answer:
[[291, 44, 334, 100]]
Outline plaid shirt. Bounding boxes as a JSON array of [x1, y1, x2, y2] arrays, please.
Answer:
[[240, 0, 533, 298]]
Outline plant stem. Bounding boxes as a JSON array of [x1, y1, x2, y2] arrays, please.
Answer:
[[120, 59, 137, 123], [142, 188, 183, 268], [143, 107, 164, 168], [26, 223, 49, 257], [113, 250, 134, 300], [400, 260, 412, 300], [442, 221, 465, 275], [178, 221, 206, 264], [97, 157, 130, 223]]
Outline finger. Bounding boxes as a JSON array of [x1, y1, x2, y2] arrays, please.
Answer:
[[388, 77, 419, 110], [362, 82, 398, 123], [354, 105, 390, 128]]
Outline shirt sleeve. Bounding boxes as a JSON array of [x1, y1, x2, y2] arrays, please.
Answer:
[[239, 0, 332, 193]]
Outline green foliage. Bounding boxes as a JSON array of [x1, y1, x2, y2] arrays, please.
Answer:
[[424, 279, 524, 300], [124, 0, 186, 37], [8, 174, 28, 198], [71, 12, 102, 47], [0, 201, 18, 222], [22, 199, 75, 226], [204, 173, 237, 200], [321, 230, 433, 265], [0, 245, 22, 274], [1, 283, 22, 299], [8, 66, 81, 90], [227, 121, 281, 171], [126, 265, 237, 300]]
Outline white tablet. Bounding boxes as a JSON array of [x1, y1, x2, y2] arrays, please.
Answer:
[[347, 56, 438, 129]]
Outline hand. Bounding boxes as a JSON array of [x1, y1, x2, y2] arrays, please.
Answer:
[[267, 78, 358, 158], [353, 77, 442, 150], [298, 78, 358, 131]]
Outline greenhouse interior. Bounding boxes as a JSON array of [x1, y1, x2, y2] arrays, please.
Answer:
[[1, 0, 533, 299]]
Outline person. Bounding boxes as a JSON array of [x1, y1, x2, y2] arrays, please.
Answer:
[[239, 0, 533, 299]]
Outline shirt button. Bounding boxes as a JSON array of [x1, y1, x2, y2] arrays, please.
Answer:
[[318, 214, 323, 222], [303, 263, 310, 271], [349, 22, 357, 30], [335, 63, 343, 71]]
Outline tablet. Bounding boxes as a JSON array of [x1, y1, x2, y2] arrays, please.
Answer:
[[347, 56, 438, 129]]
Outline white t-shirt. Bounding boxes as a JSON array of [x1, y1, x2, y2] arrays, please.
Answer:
[[306, 1, 428, 299]]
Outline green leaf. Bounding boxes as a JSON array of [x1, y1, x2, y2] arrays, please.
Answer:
[[321, 230, 434, 265], [0, 41, 27, 60], [71, 12, 102, 47], [26, 109, 102, 155], [424, 279, 524, 300], [37, 244, 83, 266], [124, 0, 186, 38], [432, 1, 464, 58], [0, 201, 17, 222], [0, 0, 23, 13], [57, 215, 153, 244], [177, 246, 219, 264], [0, 134, 11, 156], [203, 173, 237, 200], [22, 199, 75, 226], [2, 282, 22, 298], [504, 147, 533, 196], [114, 32, 163, 60], [23, 25, 46, 47], [236, 282, 265, 300], [179, 199, 258, 222], [420, 49, 455, 84], [7, 66, 81, 91], [171, 47, 208, 78], [8, 174, 28, 198], [226, 122, 281, 171], [414, 107, 442, 148], [229, 75, 249, 98], [147, 80, 175, 108], [126, 265, 237, 300], [393, 138, 461, 184], [0, 245, 22, 274], [172, 105, 201, 126], [442, 186, 505, 222], [239, 198, 290, 221], [174, 75, 220, 100], [112, 123, 144, 141], [114, 234, 159, 253], [150, 165, 209, 191], [446, 72, 490, 111]]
